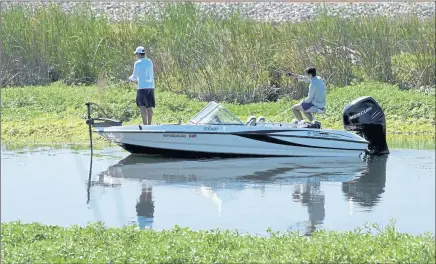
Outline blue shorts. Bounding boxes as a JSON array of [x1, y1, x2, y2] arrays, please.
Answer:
[[136, 89, 155, 108], [301, 102, 314, 111], [301, 102, 325, 113], [138, 216, 153, 229]]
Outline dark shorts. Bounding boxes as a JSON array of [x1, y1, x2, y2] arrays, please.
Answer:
[[301, 102, 314, 111], [136, 89, 155, 108], [301, 101, 324, 113]]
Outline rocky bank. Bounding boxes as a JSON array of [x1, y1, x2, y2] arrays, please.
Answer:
[[2, 1, 435, 23]]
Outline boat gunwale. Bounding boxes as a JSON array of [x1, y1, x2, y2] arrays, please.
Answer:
[[95, 129, 369, 145]]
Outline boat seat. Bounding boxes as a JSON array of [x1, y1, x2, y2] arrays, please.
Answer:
[[257, 116, 266, 124], [246, 116, 257, 126]]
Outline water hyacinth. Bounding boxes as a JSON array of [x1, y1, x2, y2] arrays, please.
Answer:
[[1, 82, 435, 148], [1, 220, 435, 263]]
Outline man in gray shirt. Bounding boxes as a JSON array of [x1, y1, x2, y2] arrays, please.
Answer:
[[287, 67, 326, 123]]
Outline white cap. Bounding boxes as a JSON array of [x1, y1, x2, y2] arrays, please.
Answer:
[[134, 46, 145, 54]]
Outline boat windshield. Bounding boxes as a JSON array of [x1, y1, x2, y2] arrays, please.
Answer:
[[189, 101, 244, 125]]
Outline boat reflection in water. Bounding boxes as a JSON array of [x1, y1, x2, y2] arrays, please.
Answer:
[[291, 155, 387, 235], [90, 154, 387, 233], [342, 155, 388, 210]]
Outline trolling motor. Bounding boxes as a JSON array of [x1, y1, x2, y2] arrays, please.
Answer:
[[84, 102, 123, 204], [343, 96, 390, 155], [85, 102, 123, 128], [85, 102, 123, 153]]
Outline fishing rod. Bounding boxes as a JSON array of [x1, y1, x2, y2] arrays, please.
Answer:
[[267, 68, 304, 121]]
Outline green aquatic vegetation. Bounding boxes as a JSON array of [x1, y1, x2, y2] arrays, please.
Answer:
[[1, 221, 434, 263], [1, 3, 434, 102], [386, 135, 435, 150], [1, 81, 434, 148]]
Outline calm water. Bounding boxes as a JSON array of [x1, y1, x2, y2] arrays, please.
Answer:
[[1, 142, 435, 236]]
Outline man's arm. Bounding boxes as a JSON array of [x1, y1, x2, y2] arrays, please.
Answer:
[[287, 72, 310, 83], [296, 75, 310, 83], [144, 61, 154, 82], [303, 83, 316, 103], [129, 62, 138, 82]]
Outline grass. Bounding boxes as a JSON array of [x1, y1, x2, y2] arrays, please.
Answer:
[[1, 81, 435, 149], [1, 2, 435, 103], [1, 220, 434, 263]]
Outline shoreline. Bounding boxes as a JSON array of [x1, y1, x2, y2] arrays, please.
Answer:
[[2, 133, 435, 153], [1, 82, 435, 151]]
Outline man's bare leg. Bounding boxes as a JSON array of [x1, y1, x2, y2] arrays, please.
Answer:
[[146, 107, 153, 125], [292, 104, 304, 121], [139, 106, 148, 125], [303, 111, 314, 122]]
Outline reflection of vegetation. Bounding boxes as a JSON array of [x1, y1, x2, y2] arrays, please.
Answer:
[[2, 221, 434, 263], [1, 81, 434, 149], [387, 135, 435, 150]]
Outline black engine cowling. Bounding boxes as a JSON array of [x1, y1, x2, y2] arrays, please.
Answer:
[[343, 96, 389, 155]]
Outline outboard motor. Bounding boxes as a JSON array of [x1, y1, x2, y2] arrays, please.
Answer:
[[343, 96, 389, 155]]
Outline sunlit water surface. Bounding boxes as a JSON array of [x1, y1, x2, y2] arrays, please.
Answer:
[[2, 139, 434, 236]]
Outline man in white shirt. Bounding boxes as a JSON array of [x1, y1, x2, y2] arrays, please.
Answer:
[[129, 46, 155, 125], [287, 67, 326, 123]]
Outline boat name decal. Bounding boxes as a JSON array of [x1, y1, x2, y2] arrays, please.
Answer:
[[308, 131, 340, 139], [349, 106, 372, 120], [163, 133, 197, 138], [204, 126, 218, 131], [163, 174, 198, 181], [163, 133, 187, 138]]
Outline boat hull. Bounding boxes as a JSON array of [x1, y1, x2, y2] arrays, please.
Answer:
[[95, 124, 369, 158]]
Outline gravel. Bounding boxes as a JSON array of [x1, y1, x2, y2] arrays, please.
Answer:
[[2, 1, 435, 23]]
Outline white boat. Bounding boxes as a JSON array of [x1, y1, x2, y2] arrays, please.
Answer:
[[85, 96, 389, 158]]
